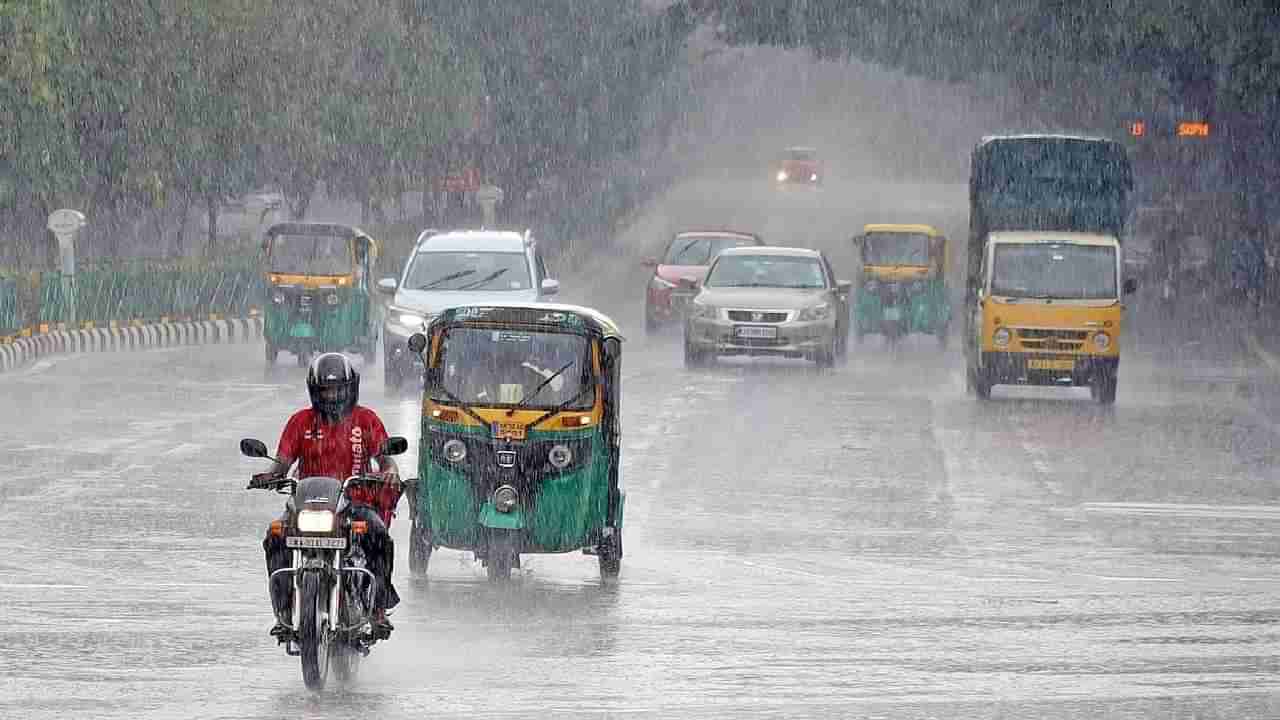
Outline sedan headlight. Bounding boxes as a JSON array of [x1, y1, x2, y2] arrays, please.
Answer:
[[690, 302, 717, 319], [993, 327, 1011, 347], [1093, 332, 1111, 350], [776, 170, 788, 182], [442, 439, 467, 463], [797, 303, 831, 321], [296, 510, 335, 533], [548, 444, 573, 470], [810, 173, 818, 182]]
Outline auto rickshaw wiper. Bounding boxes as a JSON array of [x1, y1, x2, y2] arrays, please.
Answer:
[[454, 268, 507, 291], [417, 270, 475, 290], [434, 384, 492, 429], [523, 384, 596, 429], [509, 360, 576, 414]]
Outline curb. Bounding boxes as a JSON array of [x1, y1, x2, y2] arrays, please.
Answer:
[[0, 317, 263, 374]]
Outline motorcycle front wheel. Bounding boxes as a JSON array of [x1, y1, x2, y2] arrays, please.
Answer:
[[299, 572, 331, 690]]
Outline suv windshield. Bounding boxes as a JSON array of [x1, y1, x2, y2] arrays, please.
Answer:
[[663, 235, 759, 265], [405, 251, 531, 291], [862, 232, 931, 265], [705, 255, 826, 289], [992, 243, 1117, 300], [269, 234, 350, 275], [433, 327, 591, 409]]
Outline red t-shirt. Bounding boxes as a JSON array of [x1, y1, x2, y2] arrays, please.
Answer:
[[276, 406, 399, 521]]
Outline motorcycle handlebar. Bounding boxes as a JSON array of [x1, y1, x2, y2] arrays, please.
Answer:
[[247, 472, 284, 490]]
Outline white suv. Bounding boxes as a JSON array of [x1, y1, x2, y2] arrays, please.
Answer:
[[378, 229, 560, 391]]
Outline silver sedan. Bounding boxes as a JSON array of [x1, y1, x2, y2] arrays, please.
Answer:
[[683, 246, 851, 367]]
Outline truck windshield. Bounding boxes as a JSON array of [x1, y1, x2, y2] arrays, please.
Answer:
[[269, 234, 350, 275], [433, 327, 592, 409], [862, 233, 930, 265], [991, 244, 1117, 300]]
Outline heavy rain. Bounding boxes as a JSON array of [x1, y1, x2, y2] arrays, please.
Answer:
[[3, 2, 1280, 718]]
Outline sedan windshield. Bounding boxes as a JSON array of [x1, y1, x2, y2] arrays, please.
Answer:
[[705, 255, 826, 289], [663, 235, 759, 265], [862, 232, 930, 266], [404, 252, 531, 291], [269, 234, 350, 275], [991, 243, 1117, 300], [434, 327, 591, 409]]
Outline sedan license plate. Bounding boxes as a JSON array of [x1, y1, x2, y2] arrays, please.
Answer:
[[286, 536, 347, 549], [883, 307, 901, 322], [735, 325, 777, 339], [1028, 358, 1075, 371]]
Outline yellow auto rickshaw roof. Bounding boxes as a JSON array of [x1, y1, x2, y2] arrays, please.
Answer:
[[862, 223, 942, 236]]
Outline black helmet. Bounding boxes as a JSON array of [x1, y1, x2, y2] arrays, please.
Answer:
[[307, 352, 359, 422]]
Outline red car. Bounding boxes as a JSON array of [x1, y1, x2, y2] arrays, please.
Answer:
[[642, 230, 764, 333], [775, 146, 822, 186]]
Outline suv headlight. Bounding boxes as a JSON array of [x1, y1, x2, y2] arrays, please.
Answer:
[[690, 302, 717, 320], [797, 303, 831, 321], [390, 307, 427, 328], [993, 327, 1012, 347], [296, 510, 335, 533]]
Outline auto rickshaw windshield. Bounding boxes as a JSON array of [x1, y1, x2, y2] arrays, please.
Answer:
[[434, 327, 592, 409], [270, 234, 351, 275], [862, 232, 931, 266]]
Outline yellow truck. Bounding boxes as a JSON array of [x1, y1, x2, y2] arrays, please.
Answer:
[[964, 135, 1137, 403]]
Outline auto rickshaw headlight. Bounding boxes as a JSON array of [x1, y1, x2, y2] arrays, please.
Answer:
[[442, 439, 467, 463], [993, 327, 1011, 347], [1093, 332, 1111, 350], [272, 292, 286, 305], [296, 510, 335, 533], [493, 485, 518, 513], [863, 279, 879, 293], [325, 293, 340, 305], [911, 280, 925, 293], [548, 444, 573, 470]]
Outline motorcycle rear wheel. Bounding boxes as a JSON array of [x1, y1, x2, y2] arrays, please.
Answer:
[[299, 572, 331, 691]]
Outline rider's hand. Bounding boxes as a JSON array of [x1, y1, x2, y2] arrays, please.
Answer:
[[382, 469, 401, 491]]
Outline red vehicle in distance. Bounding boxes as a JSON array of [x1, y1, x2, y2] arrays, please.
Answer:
[[641, 230, 764, 334], [775, 146, 822, 186]]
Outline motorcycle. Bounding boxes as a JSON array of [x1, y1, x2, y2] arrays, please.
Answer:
[[240, 435, 408, 690]]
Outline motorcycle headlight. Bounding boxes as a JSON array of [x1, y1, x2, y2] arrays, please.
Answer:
[[296, 510, 335, 533], [776, 170, 788, 182], [493, 485, 518, 513], [798, 303, 831, 321], [548, 444, 573, 470], [690, 302, 717, 319], [442, 439, 467, 463], [1093, 332, 1111, 350], [272, 292, 286, 304], [993, 327, 1012, 347]]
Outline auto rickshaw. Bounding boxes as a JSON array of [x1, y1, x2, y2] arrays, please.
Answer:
[[851, 224, 952, 345], [403, 303, 625, 582], [263, 222, 380, 367]]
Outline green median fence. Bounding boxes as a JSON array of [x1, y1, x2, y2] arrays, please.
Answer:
[[34, 261, 266, 328], [0, 275, 17, 335]]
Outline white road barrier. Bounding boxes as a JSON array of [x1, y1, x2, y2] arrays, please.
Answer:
[[0, 317, 263, 374]]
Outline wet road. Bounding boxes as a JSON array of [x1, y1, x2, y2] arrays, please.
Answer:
[[4, 179, 1280, 719]]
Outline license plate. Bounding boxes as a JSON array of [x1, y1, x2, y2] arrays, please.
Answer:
[[1028, 358, 1075, 371], [492, 421, 527, 440], [735, 325, 777, 339], [883, 307, 901, 321], [286, 536, 347, 549]]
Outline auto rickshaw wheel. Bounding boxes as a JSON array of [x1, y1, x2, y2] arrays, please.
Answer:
[[598, 530, 622, 582], [265, 341, 278, 365], [408, 521, 432, 577], [1092, 375, 1117, 405], [296, 350, 311, 368], [485, 532, 518, 582], [971, 368, 993, 400]]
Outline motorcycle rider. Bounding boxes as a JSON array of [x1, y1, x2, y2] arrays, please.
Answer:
[[261, 352, 401, 639]]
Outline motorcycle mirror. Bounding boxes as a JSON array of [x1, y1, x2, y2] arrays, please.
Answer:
[[240, 438, 270, 458], [381, 436, 409, 456], [408, 332, 428, 354]]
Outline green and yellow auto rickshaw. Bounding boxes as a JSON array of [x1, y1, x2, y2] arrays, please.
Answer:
[[403, 303, 625, 582], [263, 222, 380, 367], [851, 223, 952, 346]]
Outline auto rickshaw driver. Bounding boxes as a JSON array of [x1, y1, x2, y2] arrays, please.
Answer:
[[446, 331, 582, 407]]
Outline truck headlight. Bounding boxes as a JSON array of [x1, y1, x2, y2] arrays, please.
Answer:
[[993, 327, 1011, 347], [798, 303, 831, 321], [1093, 332, 1111, 350], [296, 510, 335, 533]]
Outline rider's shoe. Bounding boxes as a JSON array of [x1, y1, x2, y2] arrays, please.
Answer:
[[270, 621, 292, 640], [371, 609, 394, 639]]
